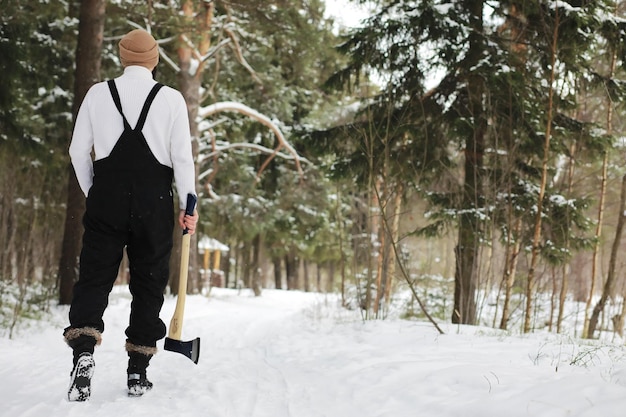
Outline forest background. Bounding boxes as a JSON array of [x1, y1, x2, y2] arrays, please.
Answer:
[[3, 0, 626, 341]]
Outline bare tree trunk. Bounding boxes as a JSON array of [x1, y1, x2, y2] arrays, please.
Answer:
[[373, 178, 385, 317], [241, 241, 251, 290], [585, 23, 618, 337], [316, 263, 322, 292], [251, 234, 262, 296], [453, 0, 486, 325], [335, 188, 346, 304], [384, 186, 403, 307], [523, 7, 559, 333], [1, 162, 18, 281], [613, 293, 625, 338], [476, 231, 494, 324], [272, 257, 282, 289], [588, 173, 626, 338], [495, 2, 527, 331], [58, 0, 106, 305], [378, 190, 444, 334], [548, 266, 557, 331], [362, 170, 380, 317], [233, 241, 241, 288], [170, 0, 213, 294], [556, 261, 569, 333], [223, 248, 232, 288], [499, 217, 521, 330], [302, 260, 310, 292], [541, 129, 574, 330], [556, 141, 578, 333], [285, 250, 297, 290], [327, 261, 336, 293], [583, 150, 609, 337]]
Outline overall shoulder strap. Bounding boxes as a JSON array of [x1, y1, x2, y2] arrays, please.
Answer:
[[135, 83, 164, 132], [107, 80, 131, 130]]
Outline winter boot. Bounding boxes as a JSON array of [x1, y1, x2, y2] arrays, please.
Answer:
[[67, 352, 95, 401], [64, 327, 101, 366], [126, 343, 156, 397], [64, 327, 101, 401], [127, 371, 154, 397]]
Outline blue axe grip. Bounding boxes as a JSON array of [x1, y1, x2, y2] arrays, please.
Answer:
[[183, 193, 197, 235]]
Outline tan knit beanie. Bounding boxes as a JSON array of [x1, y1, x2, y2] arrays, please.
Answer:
[[119, 29, 159, 69]]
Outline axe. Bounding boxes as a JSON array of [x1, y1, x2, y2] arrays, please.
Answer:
[[164, 193, 200, 364]]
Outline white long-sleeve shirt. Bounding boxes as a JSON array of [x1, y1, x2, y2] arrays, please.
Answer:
[[69, 66, 196, 209]]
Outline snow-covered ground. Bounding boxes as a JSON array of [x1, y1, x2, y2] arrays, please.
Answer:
[[2, 287, 626, 417]]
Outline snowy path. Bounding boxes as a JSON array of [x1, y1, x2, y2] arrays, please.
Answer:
[[1, 287, 626, 417]]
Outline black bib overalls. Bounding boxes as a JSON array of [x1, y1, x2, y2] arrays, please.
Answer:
[[68, 80, 175, 349]]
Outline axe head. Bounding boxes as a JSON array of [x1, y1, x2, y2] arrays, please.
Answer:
[[164, 337, 200, 364]]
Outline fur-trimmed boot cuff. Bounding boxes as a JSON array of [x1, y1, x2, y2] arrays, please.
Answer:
[[125, 342, 158, 356], [126, 341, 156, 378], [64, 327, 102, 348], [64, 327, 102, 365]]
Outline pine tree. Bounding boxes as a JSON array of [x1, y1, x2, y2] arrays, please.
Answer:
[[0, 0, 78, 295], [327, 0, 623, 326], [58, 0, 106, 305]]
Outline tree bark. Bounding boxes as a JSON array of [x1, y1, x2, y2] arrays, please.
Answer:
[[523, 7, 559, 333], [373, 178, 385, 317], [453, 0, 485, 325], [499, 217, 521, 330], [588, 173, 626, 337], [272, 256, 282, 289], [223, 249, 232, 288], [585, 21, 618, 337], [384, 186, 403, 305], [285, 250, 298, 290], [583, 150, 607, 336], [170, 0, 214, 294], [251, 233, 262, 296], [557, 141, 578, 333], [58, 0, 106, 305], [302, 260, 310, 292], [241, 241, 251, 290]]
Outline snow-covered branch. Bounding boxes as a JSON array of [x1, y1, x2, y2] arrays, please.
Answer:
[[199, 101, 305, 180], [198, 142, 306, 165], [201, 38, 232, 63], [223, 26, 262, 85], [157, 47, 181, 73]]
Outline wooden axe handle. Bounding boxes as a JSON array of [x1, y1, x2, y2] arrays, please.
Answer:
[[168, 194, 196, 340]]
